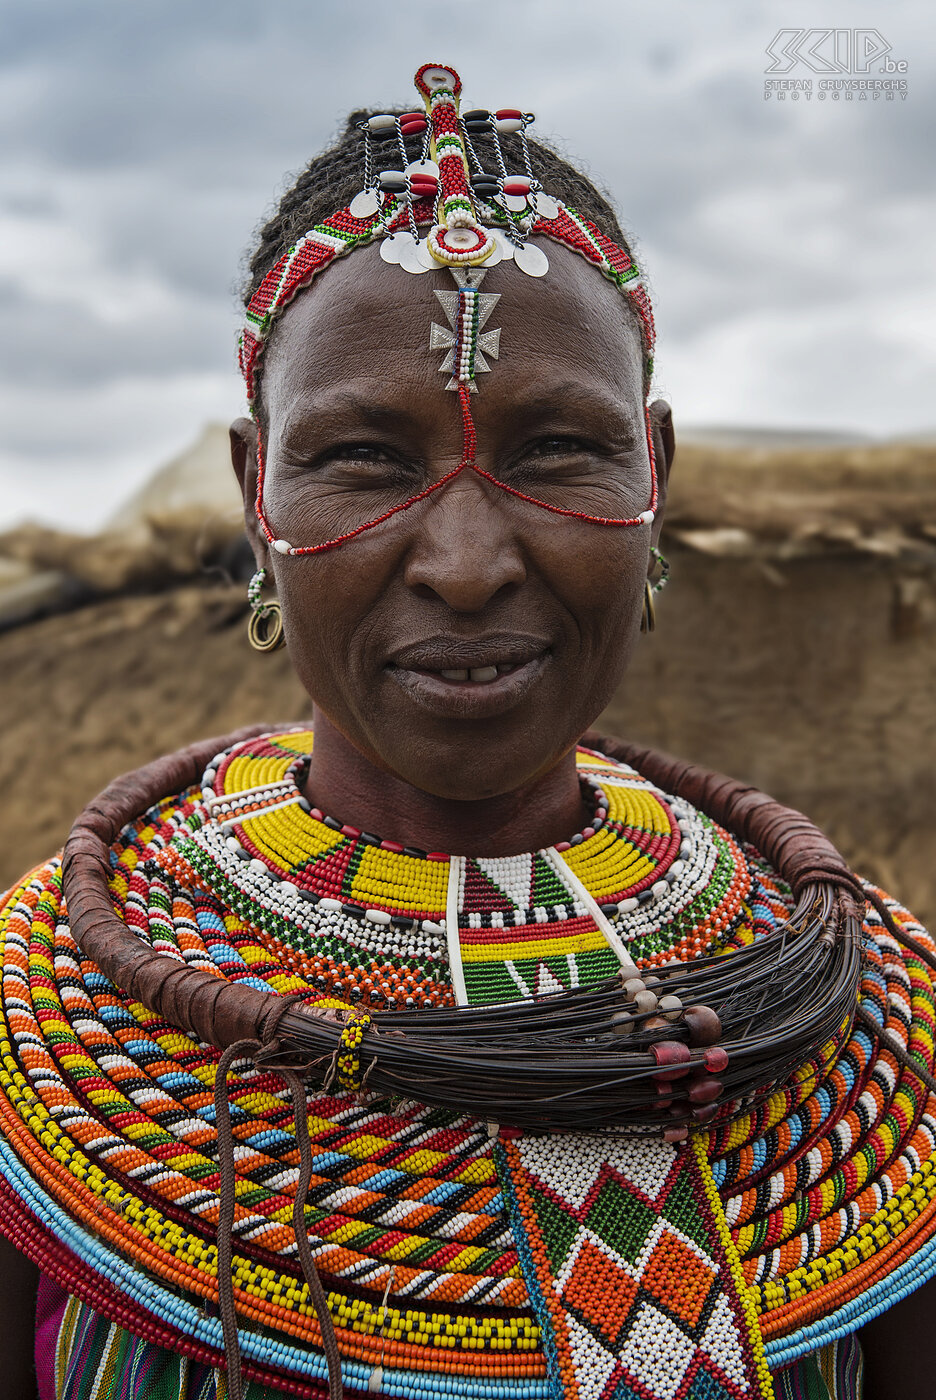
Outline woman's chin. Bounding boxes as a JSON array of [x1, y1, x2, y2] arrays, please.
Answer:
[[348, 676, 579, 802]]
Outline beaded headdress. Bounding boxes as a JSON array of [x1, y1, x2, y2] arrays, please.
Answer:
[[239, 62, 658, 557]]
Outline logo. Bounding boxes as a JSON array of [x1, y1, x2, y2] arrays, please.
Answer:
[[766, 29, 906, 75], [763, 29, 909, 101]]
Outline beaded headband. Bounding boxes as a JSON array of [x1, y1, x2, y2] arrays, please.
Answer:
[[239, 62, 658, 558]]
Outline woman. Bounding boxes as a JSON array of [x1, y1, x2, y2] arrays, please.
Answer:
[[0, 62, 933, 1400]]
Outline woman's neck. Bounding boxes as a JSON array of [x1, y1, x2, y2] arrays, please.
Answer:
[[304, 711, 589, 857]]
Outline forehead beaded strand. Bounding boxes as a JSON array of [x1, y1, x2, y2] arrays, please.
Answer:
[[240, 62, 659, 558]]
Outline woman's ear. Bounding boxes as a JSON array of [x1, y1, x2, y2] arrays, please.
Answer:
[[230, 417, 269, 570], [647, 399, 675, 547]]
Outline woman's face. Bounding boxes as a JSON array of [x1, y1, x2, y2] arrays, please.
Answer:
[[233, 240, 672, 802]]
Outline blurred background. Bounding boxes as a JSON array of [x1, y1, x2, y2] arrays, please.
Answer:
[[1, 0, 934, 921]]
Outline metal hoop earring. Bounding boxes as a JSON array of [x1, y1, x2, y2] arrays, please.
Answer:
[[640, 578, 656, 634], [641, 545, 669, 633], [246, 568, 285, 653]]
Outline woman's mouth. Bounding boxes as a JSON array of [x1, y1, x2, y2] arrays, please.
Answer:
[[385, 637, 551, 718]]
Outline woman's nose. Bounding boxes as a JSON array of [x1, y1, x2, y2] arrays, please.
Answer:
[[402, 466, 527, 611]]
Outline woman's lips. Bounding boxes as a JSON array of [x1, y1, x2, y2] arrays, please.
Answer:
[[385, 652, 549, 718]]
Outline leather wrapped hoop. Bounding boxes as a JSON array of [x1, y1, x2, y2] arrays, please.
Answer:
[[640, 578, 656, 633]]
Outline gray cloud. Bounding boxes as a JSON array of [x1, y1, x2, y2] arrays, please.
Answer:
[[0, 0, 933, 529]]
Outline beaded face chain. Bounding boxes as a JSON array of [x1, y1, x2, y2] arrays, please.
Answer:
[[239, 61, 659, 559]]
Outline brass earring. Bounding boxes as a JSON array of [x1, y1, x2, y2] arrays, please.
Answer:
[[640, 546, 669, 634], [246, 568, 285, 653], [640, 578, 656, 633]]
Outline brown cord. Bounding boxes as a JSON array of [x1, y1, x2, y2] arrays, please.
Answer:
[[864, 885, 936, 977], [854, 1003, 936, 1098], [280, 1067, 344, 1400], [213, 1040, 343, 1400]]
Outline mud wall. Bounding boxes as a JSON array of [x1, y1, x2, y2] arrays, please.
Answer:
[[603, 545, 936, 924]]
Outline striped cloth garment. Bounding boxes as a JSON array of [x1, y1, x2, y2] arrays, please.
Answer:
[[49, 1291, 864, 1400], [773, 1334, 864, 1400]]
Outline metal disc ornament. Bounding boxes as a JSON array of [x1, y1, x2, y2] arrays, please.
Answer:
[[491, 228, 515, 261], [406, 159, 440, 180], [415, 237, 442, 271], [480, 235, 503, 267], [379, 231, 415, 265], [514, 241, 550, 277], [399, 238, 433, 274], [349, 190, 380, 218], [534, 191, 560, 220]]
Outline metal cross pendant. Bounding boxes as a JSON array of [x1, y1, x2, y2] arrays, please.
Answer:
[[428, 267, 502, 392]]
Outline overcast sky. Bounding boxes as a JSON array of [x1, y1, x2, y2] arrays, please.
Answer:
[[1, 0, 933, 531]]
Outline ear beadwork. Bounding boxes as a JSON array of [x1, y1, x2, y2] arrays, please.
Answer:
[[246, 568, 285, 653], [649, 544, 670, 593]]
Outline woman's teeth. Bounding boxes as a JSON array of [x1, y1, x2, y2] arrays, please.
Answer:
[[438, 664, 514, 684]]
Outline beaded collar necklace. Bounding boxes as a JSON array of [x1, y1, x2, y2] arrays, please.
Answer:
[[162, 731, 768, 1022], [238, 61, 658, 559]]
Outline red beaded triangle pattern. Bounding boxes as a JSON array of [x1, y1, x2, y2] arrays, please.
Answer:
[[495, 1134, 773, 1400]]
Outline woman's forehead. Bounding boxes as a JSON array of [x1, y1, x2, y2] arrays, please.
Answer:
[[263, 240, 644, 415]]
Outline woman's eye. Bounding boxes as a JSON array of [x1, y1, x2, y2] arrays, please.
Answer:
[[325, 444, 395, 465], [527, 437, 591, 458]]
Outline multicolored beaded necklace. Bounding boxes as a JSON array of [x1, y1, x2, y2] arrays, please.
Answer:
[[1, 729, 935, 1400], [165, 732, 766, 1014]]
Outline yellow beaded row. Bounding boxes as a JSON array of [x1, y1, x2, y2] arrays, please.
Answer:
[[755, 1156, 936, 1315], [692, 1135, 776, 1400], [460, 927, 609, 964]]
